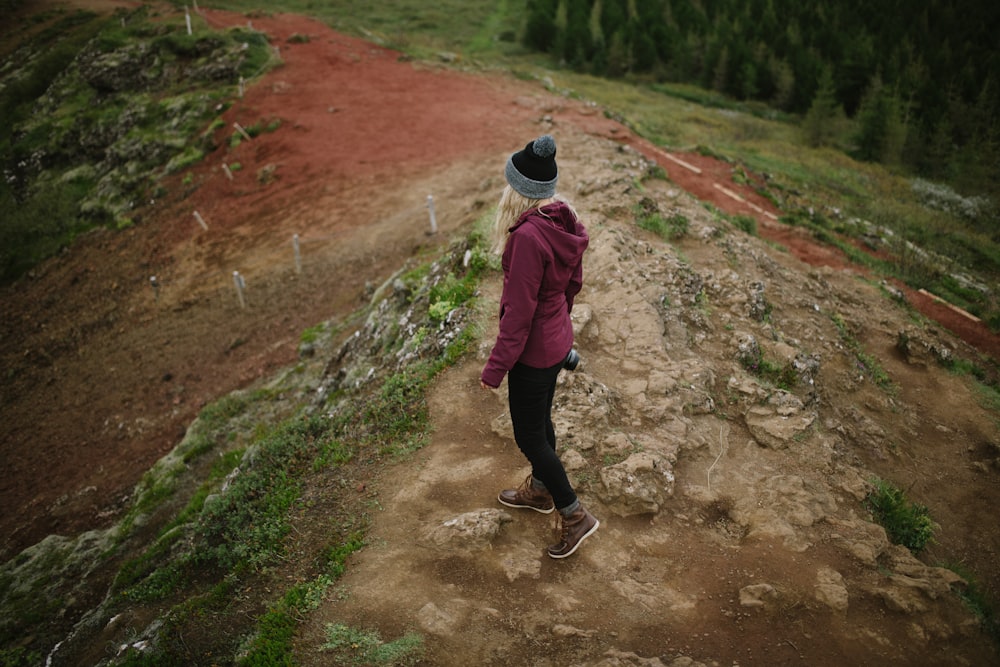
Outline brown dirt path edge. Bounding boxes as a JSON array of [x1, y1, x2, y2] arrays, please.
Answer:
[[0, 3, 997, 660]]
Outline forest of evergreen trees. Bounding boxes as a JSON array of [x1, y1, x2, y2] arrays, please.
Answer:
[[523, 0, 999, 198]]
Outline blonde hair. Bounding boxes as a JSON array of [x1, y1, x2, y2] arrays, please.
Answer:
[[490, 184, 576, 254]]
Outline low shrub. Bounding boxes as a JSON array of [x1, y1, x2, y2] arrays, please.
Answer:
[[864, 477, 936, 553]]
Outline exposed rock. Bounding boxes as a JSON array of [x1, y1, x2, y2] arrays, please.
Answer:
[[611, 577, 695, 612], [739, 583, 778, 607], [420, 509, 512, 551], [815, 567, 850, 612], [581, 650, 707, 667], [826, 516, 891, 566], [732, 474, 837, 551], [417, 600, 470, 635], [552, 624, 595, 638], [864, 545, 969, 611], [896, 327, 955, 367], [80, 42, 158, 93], [599, 451, 676, 516], [500, 542, 542, 582], [744, 391, 816, 449], [747, 280, 770, 321]]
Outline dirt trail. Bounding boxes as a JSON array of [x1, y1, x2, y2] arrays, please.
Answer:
[[294, 130, 999, 666], [3, 4, 1000, 665]]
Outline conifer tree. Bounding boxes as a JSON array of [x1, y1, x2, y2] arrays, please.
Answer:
[[802, 66, 841, 147], [770, 55, 796, 110], [853, 73, 891, 161], [924, 115, 956, 180], [524, 0, 558, 53], [712, 45, 729, 93]]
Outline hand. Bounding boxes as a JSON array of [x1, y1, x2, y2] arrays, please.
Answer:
[[480, 380, 494, 391]]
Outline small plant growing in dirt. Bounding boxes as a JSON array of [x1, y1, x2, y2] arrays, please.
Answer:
[[729, 213, 758, 236], [300, 323, 326, 344], [321, 623, 423, 665], [864, 477, 937, 553], [635, 206, 689, 241], [943, 562, 1000, 644], [831, 312, 896, 393], [428, 271, 476, 322], [737, 339, 798, 391], [633, 197, 689, 240]]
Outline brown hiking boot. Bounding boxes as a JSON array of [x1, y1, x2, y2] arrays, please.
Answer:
[[498, 475, 555, 514], [547, 505, 599, 559]]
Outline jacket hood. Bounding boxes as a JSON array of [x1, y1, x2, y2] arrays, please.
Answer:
[[510, 201, 588, 267]]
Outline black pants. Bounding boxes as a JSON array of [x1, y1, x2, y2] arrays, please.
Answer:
[[507, 359, 577, 510]]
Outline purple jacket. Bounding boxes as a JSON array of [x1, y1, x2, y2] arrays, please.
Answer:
[[481, 201, 588, 388]]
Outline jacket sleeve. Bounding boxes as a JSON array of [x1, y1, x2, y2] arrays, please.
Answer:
[[566, 259, 583, 313], [481, 230, 545, 387]]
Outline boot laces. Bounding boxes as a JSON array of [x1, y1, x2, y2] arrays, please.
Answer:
[[518, 474, 534, 494]]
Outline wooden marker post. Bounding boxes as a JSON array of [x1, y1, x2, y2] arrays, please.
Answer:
[[426, 195, 438, 235], [185, 6, 192, 35], [233, 271, 247, 308], [233, 122, 252, 141], [193, 211, 208, 230], [222, 163, 234, 180], [293, 234, 302, 274]]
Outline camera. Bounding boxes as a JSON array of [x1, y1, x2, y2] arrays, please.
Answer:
[[563, 348, 581, 371]]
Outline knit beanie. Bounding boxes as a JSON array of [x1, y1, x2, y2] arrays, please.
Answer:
[[505, 134, 558, 199]]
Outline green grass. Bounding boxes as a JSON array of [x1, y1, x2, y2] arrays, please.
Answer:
[[942, 563, 1000, 645], [193, 0, 513, 56], [864, 477, 937, 553], [636, 210, 690, 241], [196, 415, 329, 571], [0, 8, 277, 282], [428, 271, 477, 322], [535, 70, 1000, 329], [237, 533, 364, 666], [830, 312, 896, 393], [320, 624, 423, 666], [68, 233, 490, 665], [737, 345, 798, 391], [727, 213, 758, 236]]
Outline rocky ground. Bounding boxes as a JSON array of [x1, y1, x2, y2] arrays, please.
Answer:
[[2, 3, 999, 665], [291, 131, 1000, 666]]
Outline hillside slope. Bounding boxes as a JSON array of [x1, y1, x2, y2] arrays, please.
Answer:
[[2, 4, 999, 665], [289, 129, 1000, 666]]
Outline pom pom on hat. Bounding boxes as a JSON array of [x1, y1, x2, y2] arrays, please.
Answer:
[[532, 134, 556, 158], [505, 134, 558, 199]]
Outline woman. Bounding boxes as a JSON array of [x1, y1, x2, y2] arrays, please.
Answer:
[[480, 134, 599, 559]]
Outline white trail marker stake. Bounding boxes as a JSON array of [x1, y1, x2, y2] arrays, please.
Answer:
[[426, 194, 438, 235], [233, 122, 253, 142], [192, 210, 208, 230], [150, 276, 160, 302], [233, 271, 247, 308], [293, 234, 302, 274], [238, 76, 245, 98], [185, 6, 192, 35], [222, 163, 233, 180]]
